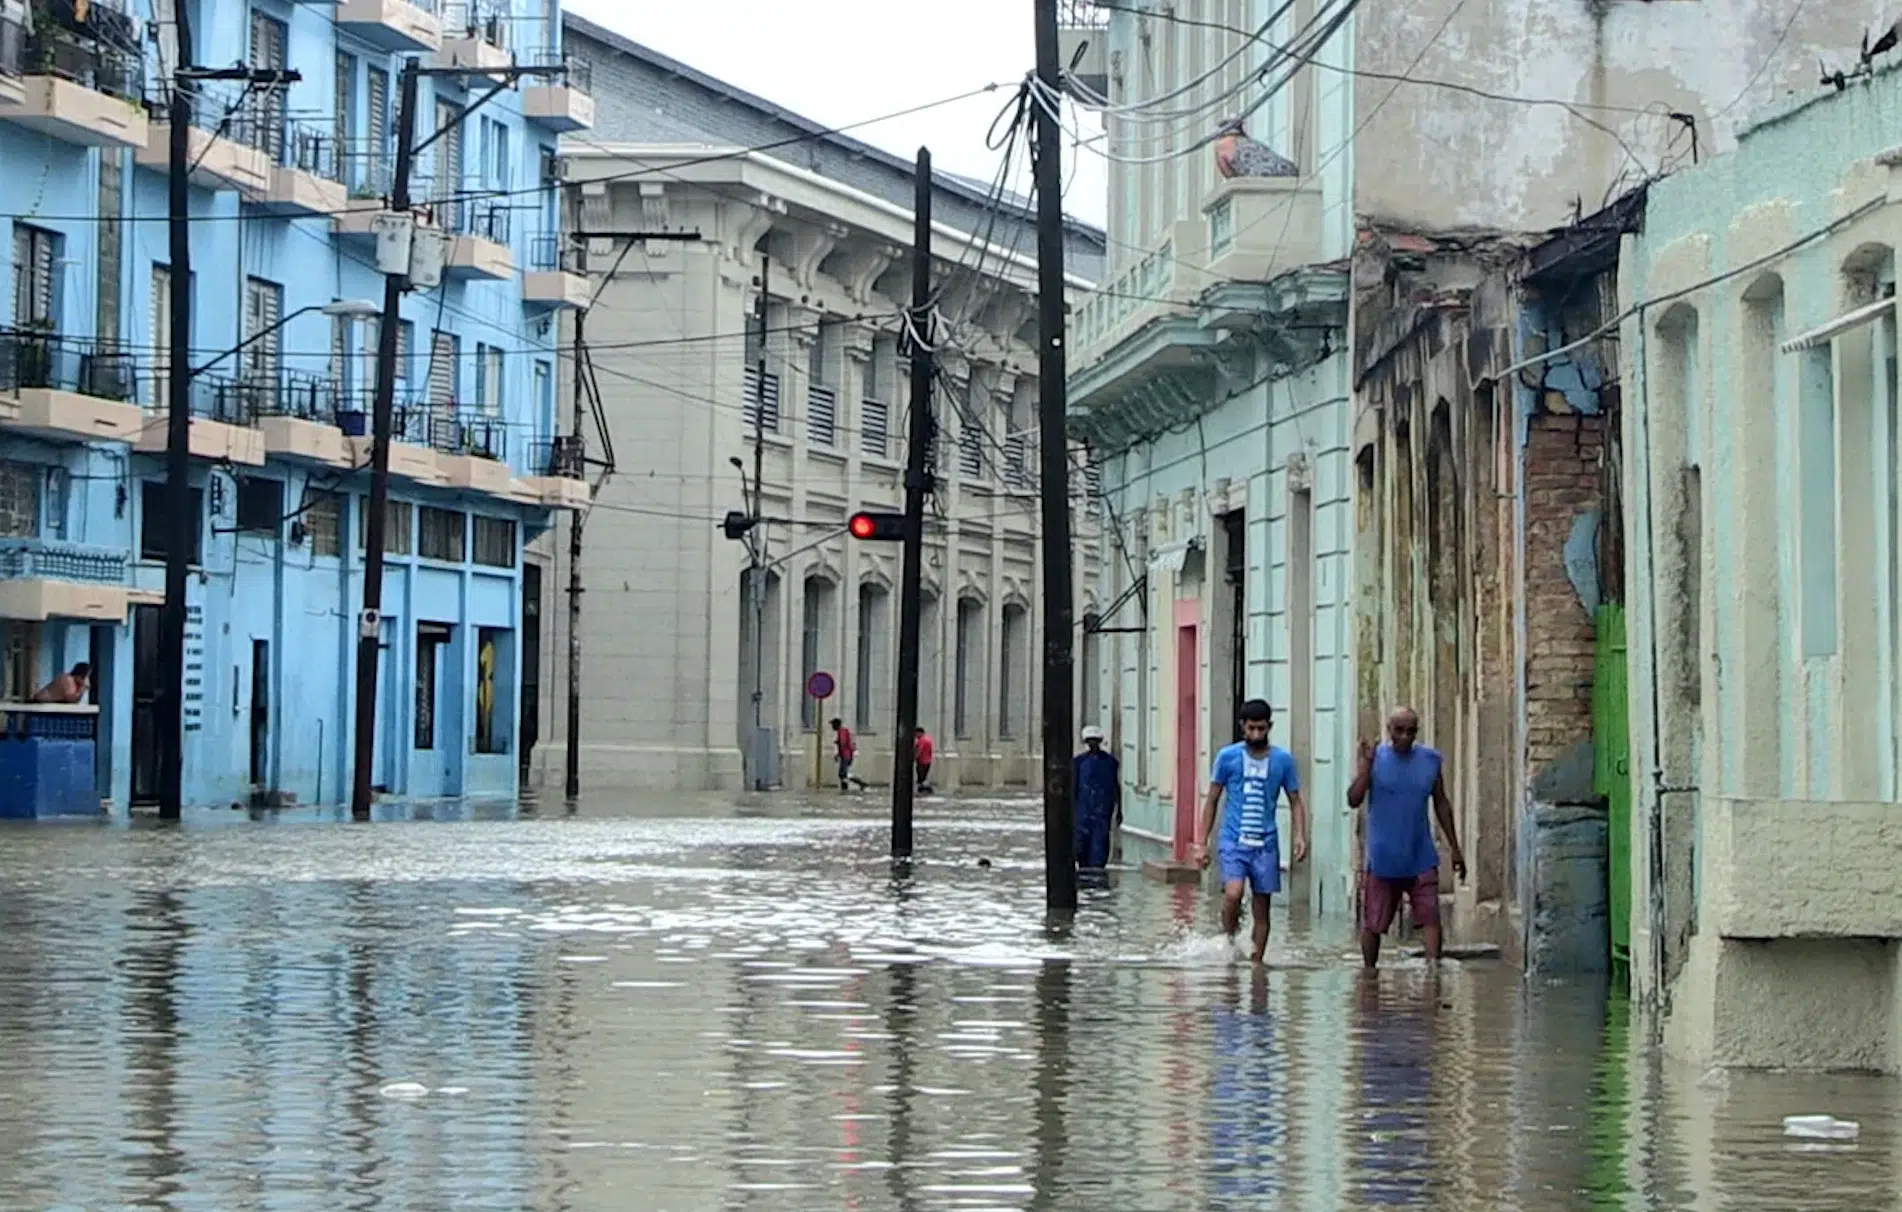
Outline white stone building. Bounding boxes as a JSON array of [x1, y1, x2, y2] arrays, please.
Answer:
[[531, 19, 1107, 793]]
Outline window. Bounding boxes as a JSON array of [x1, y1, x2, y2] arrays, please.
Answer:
[[1798, 345, 1839, 656], [366, 65, 389, 192], [474, 625, 511, 755], [139, 481, 204, 564], [955, 598, 984, 739], [12, 223, 59, 330], [434, 100, 463, 228], [335, 51, 356, 152], [97, 155, 123, 344], [807, 321, 838, 446], [428, 328, 458, 408], [2, 620, 41, 702], [151, 265, 183, 383], [248, 9, 288, 161], [300, 487, 341, 556], [362, 317, 411, 385], [959, 416, 985, 479], [861, 399, 889, 459], [534, 361, 552, 429], [742, 302, 780, 433], [475, 342, 504, 415], [800, 575, 835, 731], [415, 621, 452, 749], [242, 277, 284, 389], [999, 603, 1028, 738], [0, 461, 38, 537], [419, 506, 465, 561], [358, 495, 412, 555], [855, 583, 890, 733], [867, 333, 897, 403], [472, 515, 515, 567], [482, 115, 510, 193], [235, 477, 284, 536]]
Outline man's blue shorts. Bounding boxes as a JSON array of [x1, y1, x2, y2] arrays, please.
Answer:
[[1219, 842, 1281, 896]]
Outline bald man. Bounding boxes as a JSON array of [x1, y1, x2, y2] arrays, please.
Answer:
[[1346, 707, 1467, 968]]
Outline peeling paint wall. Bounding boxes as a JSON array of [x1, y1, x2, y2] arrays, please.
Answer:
[[1352, 229, 1623, 968], [1353, 0, 1891, 233]]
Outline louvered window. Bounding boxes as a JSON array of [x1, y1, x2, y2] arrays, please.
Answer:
[[242, 277, 283, 389], [860, 399, 889, 459], [365, 66, 389, 193], [0, 461, 39, 539], [150, 265, 175, 387], [435, 101, 463, 230], [958, 400, 984, 479], [96, 156, 123, 345], [335, 52, 354, 151], [428, 328, 458, 408], [249, 10, 288, 161], [476, 343, 503, 415], [12, 224, 58, 331], [330, 313, 353, 399]]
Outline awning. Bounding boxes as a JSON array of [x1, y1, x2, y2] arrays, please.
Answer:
[[1148, 539, 1196, 574]]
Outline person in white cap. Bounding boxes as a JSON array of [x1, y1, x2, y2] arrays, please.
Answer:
[[1073, 725, 1121, 869]]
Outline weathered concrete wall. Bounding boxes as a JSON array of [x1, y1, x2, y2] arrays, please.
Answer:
[[1353, 0, 1891, 233], [1522, 802, 1610, 977], [1623, 61, 1902, 1070]]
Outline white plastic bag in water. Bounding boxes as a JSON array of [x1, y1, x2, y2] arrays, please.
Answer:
[[1782, 1115, 1860, 1140]]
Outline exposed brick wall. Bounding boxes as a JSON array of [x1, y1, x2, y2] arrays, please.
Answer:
[[1523, 412, 1602, 773], [565, 16, 1107, 281]]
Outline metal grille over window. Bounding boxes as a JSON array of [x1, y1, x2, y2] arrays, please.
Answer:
[[12, 224, 58, 331], [860, 398, 889, 459], [0, 461, 39, 538]]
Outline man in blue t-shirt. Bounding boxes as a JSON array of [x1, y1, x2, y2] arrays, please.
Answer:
[[1346, 706, 1468, 969], [1191, 698, 1309, 963]]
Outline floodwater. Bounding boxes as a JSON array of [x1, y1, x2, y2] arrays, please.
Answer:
[[0, 794, 1896, 1211]]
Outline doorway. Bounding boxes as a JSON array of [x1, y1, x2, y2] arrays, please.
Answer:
[[130, 604, 161, 805], [520, 563, 541, 781], [1173, 612, 1198, 862], [1220, 509, 1247, 744], [249, 639, 270, 788]]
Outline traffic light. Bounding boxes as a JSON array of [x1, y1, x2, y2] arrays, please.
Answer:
[[847, 510, 905, 542], [721, 510, 756, 541]]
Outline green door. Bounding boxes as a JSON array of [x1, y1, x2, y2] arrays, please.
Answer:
[[1593, 604, 1631, 974]]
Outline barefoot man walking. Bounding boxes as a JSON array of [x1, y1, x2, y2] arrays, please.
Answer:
[[1347, 707, 1467, 969]]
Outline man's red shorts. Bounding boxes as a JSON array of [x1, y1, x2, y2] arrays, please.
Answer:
[[1361, 867, 1439, 933]]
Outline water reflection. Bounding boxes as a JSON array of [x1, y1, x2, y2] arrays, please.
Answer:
[[1, 796, 1900, 1210]]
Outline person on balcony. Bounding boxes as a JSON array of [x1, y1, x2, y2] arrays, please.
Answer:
[[31, 662, 90, 705]]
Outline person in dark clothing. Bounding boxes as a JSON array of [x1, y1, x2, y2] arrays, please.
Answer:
[[1073, 725, 1121, 869]]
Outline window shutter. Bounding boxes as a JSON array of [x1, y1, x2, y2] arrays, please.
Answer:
[[429, 328, 457, 407], [151, 265, 172, 382], [366, 66, 389, 191]]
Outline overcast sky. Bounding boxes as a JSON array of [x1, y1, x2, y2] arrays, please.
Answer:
[[566, 0, 1111, 229]]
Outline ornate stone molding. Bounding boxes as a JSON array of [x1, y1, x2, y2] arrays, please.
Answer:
[[726, 194, 784, 268], [830, 242, 901, 305], [786, 222, 848, 292]]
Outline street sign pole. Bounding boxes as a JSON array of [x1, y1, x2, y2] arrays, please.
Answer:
[[806, 670, 836, 791]]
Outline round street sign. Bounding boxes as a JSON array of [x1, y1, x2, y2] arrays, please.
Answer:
[[806, 670, 836, 700]]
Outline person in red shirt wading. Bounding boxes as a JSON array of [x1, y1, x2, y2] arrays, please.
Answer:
[[829, 718, 856, 792], [913, 726, 934, 794]]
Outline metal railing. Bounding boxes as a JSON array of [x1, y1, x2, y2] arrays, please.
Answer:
[[1058, 0, 1109, 27], [282, 120, 343, 181], [0, 536, 130, 586], [1, 13, 26, 76], [535, 434, 585, 478], [529, 233, 584, 273], [526, 45, 591, 93], [441, 0, 509, 46], [249, 370, 342, 422], [0, 327, 138, 401], [23, 23, 140, 100]]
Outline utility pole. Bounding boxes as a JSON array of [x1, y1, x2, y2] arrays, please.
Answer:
[[1033, 0, 1078, 911], [564, 291, 586, 800], [748, 257, 770, 791], [158, 18, 298, 819], [350, 59, 421, 822], [889, 149, 934, 860], [349, 59, 566, 820]]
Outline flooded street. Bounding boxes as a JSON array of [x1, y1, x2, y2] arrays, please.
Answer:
[[1, 795, 1897, 1211]]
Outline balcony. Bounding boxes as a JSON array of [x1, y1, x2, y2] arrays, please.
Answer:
[[136, 86, 274, 197], [0, 328, 143, 444], [514, 436, 591, 511], [424, 412, 511, 496], [1198, 175, 1323, 301], [434, 0, 512, 72], [327, 397, 449, 488], [255, 372, 350, 469], [523, 234, 589, 310], [522, 48, 594, 132], [441, 201, 513, 280], [0, 537, 154, 623], [337, 0, 443, 54], [1056, 0, 1109, 98], [256, 122, 349, 217], [132, 373, 267, 466], [0, 23, 147, 149]]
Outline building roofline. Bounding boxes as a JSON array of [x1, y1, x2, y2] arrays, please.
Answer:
[[562, 12, 1106, 250]]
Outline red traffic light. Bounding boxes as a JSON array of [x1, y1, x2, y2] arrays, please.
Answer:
[[847, 510, 905, 541]]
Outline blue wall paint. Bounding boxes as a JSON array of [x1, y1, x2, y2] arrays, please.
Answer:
[[3, 0, 574, 809]]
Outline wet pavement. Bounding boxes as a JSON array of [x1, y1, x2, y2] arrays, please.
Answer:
[[0, 792, 1897, 1210]]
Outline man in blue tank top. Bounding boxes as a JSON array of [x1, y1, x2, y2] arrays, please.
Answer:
[[1191, 698, 1309, 964], [1347, 706, 1467, 968]]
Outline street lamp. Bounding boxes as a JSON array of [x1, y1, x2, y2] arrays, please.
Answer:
[[188, 298, 381, 379]]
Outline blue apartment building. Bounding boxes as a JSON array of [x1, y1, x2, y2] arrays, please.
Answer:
[[0, 0, 595, 811]]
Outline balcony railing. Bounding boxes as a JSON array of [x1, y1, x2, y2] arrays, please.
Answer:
[[536, 434, 586, 478], [281, 120, 343, 181], [1, 12, 26, 76], [742, 365, 781, 434], [129, 370, 262, 426], [529, 233, 584, 273], [441, 0, 509, 46], [0, 536, 130, 586], [23, 23, 140, 101], [1058, 0, 1109, 27], [525, 45, 591, 93], [248, 370, 341, 422], [0, 327, 138, 400], [409, 406, 507, 461]]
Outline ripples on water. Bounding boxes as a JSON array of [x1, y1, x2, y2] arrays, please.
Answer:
[[1, 795, 1897, 1210]]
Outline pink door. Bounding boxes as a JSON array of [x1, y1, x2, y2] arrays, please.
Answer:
[[1174, 619, 1198, 862]]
